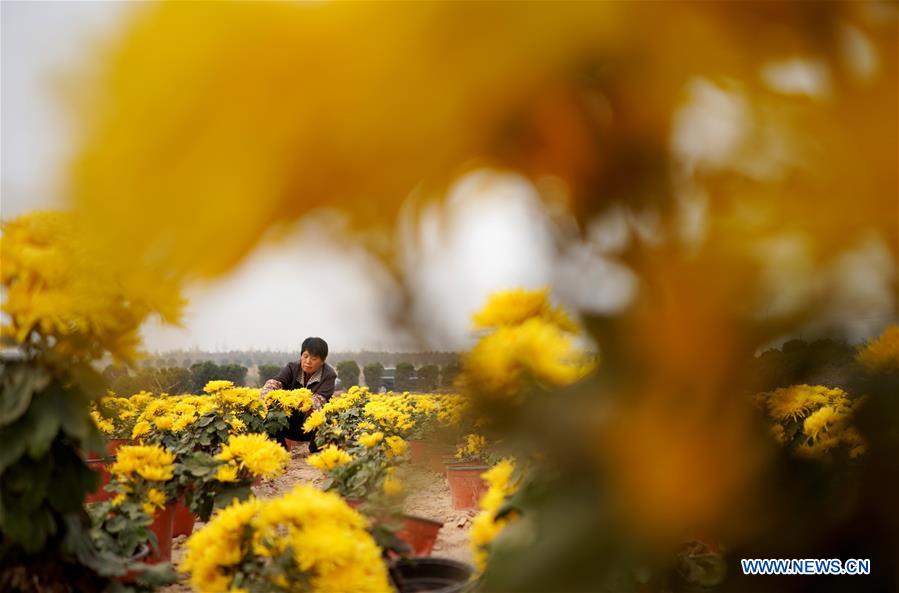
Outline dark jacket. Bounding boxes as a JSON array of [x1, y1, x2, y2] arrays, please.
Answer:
[[271, 362, 337, 401]]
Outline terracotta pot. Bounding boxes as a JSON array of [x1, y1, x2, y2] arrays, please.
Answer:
[[147, 504, 175, 563], [443, 459, 484, 478], [105, 438, 134, 457], [446, 465, 489, 510], [84, 459, 113, 503], [397, 514, 444, 557], [285, 438, 302, 451], [172, 497, 196, 537], [425, 444, 453, 474], [408, 440, 428, 465], [389, 557, 474, 593]]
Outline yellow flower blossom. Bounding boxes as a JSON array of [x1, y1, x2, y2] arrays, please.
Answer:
[[131, 420, 151, 440], [357, 432, 384, 448], [216, 433, 290, 479], [204, 380, 235, 394], [265, 388, 314, 413], [456, 434, 487, 460], [302, 410, 327, 432], [307, 445, 353, 472], [110, 444, 175, 482], [216, 464, 239, 483], [382, 475, 404, 496], [181, 486, 388, 592], [470, 458, 520, 572], [384, 436, 408, 458], [227, 417, 247, 433], [464, 317, 594, 397], [142, 487, 167, 515], [91, 411, 115, 435], [0, 212, 182, 364], [472, 288, 578, 333], [856, 325, 899, 373]]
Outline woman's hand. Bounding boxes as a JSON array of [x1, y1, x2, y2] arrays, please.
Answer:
[[312, 394, 326, 410]]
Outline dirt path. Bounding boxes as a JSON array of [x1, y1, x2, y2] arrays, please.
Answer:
[[162, 443, 473, 592]]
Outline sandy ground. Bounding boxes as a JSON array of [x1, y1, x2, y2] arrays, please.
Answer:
[[161, 443, 474, 592]]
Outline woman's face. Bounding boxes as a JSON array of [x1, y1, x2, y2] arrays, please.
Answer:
[[300, 350, 324, 375]]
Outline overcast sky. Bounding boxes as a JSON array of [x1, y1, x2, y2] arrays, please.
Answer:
[[1, 1, 634, 353], [2, 2, 893, 353]]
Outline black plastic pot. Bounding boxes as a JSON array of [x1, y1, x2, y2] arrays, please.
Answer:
[[390, 557, 475, 593]]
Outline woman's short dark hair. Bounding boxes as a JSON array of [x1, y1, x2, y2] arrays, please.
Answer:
[[301, 337, 328, 360]]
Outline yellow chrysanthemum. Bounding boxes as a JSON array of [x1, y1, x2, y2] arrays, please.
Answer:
[[265, 388, 314, 413], [216, 464, 239, 483], [382, 475, 404, 497], [181, 486, 388, 592], [456, 434, 487, 460], [110, 444, 175, 482], [180, 497, 264, 592], [803, 406, 841, 440], [227, 417, 247, 433], [142, 487, 167, 515], [472, 288, 578, 334], [358, 432, 384, 449], [384, 436, 408, 458], [204, 380, 235, 394], [91, 411, 115, 435], [307, 445, 353, 472], [216, 433, 290, 479], [857, 325, 899, 373], [303, 410, 327, 432], [470, 458, 521, 572], [464, 317, 594, 397], [0, 211, 182, 364]]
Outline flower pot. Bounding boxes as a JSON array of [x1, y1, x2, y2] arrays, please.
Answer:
[[389, 557, 474, 593], [285, 438, 302, 451], [105, 438, 134, 456], [408, 440, 428, 465], [344, 498, 364, 510], [397, 514, 444, 557], [84, 459, 113, 504], [425, 444, 453, 474], [442, 458, 485, 478], [147, 504, 175, 563], [172, 497, 196, 537], [446, 465, 489, 510]]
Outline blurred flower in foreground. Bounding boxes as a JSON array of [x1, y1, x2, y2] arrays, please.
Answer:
[[462, 289, 594, 399], [473, 288, 578, 333], [1, 211, 183, 365]]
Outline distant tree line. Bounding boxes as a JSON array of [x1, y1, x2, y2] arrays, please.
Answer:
[[751, 338, 864, 392], [104, 361, 248, 395], [142, 349, 460, 370]]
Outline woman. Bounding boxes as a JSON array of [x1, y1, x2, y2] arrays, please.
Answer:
[[260, 336, 336, 451]]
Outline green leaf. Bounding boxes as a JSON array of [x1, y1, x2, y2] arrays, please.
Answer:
[[24, 392, 64, 459], [213, 485, 252, 509], [0, 362, 48, 427]]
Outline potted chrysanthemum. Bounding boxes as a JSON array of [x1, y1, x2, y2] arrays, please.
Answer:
[[180, 485, 392, 592]]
